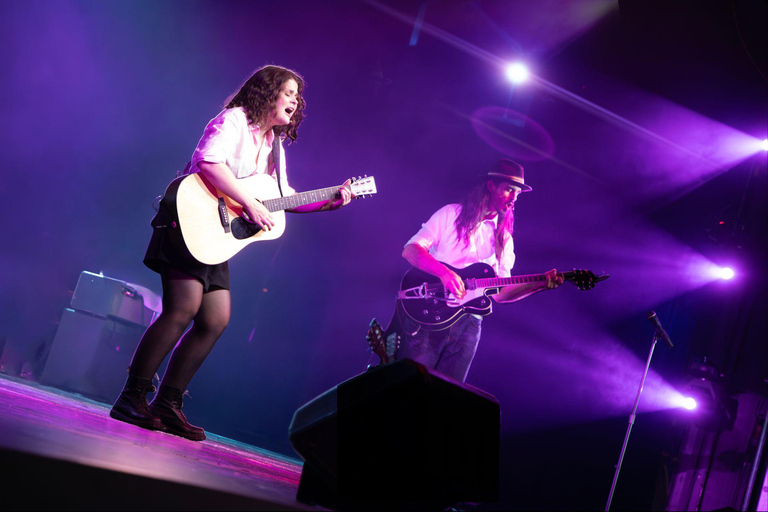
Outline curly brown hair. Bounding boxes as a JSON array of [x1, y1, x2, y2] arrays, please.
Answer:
[[225, 65, 306, 142]]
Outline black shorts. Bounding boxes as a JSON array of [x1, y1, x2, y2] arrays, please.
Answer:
[[143, 202, 230, 292]]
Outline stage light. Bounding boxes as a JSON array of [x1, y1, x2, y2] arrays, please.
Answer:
[[681, 397, 698, 410], [704, 264, 736, 281], [762, 139, 768, 151], [717, 267, 735, 280], [505, 63, 529, 84], [681, 362, 739, 431]]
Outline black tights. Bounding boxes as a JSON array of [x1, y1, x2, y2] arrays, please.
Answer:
[[129, 266, 230, 391]]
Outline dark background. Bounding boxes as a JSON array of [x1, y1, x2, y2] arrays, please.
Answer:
[[1, 1, 766, 510]]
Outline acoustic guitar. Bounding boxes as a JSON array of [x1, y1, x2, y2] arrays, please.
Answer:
[[162, 172, 377, 265]]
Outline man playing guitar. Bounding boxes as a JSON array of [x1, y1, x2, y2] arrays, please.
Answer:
[[395, 159, 563, 383]]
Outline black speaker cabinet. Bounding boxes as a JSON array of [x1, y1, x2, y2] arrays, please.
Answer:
[[39, 308, 147, 403], [289, 359, 500, 510]]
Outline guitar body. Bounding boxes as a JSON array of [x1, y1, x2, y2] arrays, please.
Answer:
[[398, 262, 498, 331], [166, 173, 287, 265]]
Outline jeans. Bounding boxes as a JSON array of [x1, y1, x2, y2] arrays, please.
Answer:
[[396, 314, 482, 383]]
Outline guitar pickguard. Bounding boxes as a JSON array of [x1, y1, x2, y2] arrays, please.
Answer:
[[445, 288, 495, 308]]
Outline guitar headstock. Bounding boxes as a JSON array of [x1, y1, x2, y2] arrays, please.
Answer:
[[367, 318, 388, 364], [563, 269, 609, 291], [366, 317, 400, 366], [350, 175, 377, 199]]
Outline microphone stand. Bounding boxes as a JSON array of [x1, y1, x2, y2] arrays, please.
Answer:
[[605, 331, 665, 511]]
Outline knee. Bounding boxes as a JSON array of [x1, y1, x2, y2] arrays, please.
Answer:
[[158, 307, 197, 332], [196, 312, 229, 338]]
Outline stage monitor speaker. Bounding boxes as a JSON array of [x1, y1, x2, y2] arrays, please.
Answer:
[[289, 359, 500, 510]]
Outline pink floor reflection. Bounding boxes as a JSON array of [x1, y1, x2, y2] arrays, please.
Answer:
[[0, 374, 312, 510]]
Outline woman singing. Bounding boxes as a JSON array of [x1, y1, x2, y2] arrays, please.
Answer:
[[110, 65, 353, 441]]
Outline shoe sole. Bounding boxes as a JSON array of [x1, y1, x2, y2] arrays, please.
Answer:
[[109, 409, 163, 431], [158, 423, 206, 442], [148, 405, 207, 441], [160, 423, 205, 441]]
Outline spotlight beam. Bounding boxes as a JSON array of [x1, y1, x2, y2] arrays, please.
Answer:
[[409, 2, 428, 46], [365, 0, 512, 65], [529, 76, 719, 166]]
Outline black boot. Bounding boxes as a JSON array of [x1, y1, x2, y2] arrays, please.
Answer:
[[110, 374, 163, 431], [149, 385, 206, 441]]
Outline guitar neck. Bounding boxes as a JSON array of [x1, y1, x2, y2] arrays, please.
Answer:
[[470, 272, 563, 290], [262, 186, 340, 212]]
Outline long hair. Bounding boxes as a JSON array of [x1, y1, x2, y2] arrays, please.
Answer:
[[455, 179, 515, 259], [225, 65, 306, 142]]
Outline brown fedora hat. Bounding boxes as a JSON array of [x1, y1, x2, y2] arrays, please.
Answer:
[[479, 159, 532, 192]]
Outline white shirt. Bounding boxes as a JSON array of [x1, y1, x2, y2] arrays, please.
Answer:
[[406, 204, 516, 277], [188, 107, 295, 195]]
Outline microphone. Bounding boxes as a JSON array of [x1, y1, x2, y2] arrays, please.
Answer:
[[647, 311, 673, 348]]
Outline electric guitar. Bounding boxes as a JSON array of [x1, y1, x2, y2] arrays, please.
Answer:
[[365, 317, 402, 367], [398, 262, 608, 331], [163, 172, 377, 265]]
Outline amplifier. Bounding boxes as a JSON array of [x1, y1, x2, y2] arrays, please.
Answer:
[[71, 271, 160, 327]]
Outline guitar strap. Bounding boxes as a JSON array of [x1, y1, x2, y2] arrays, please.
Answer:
[[271, 132, 284, 198]]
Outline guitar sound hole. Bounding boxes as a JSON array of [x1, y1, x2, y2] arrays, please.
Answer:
[[231, 218, 262, 240]]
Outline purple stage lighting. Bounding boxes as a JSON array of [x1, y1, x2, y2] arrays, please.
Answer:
[[505, 62, 529, 84], [668, 392, 698, 411], [681, 397, 698, 410], [699, 262, 737, 282], [762, 139, 768, 151], [717, 267, 735, 280]]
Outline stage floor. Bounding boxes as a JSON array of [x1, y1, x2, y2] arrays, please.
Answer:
[[0, 374, 314, 510]]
